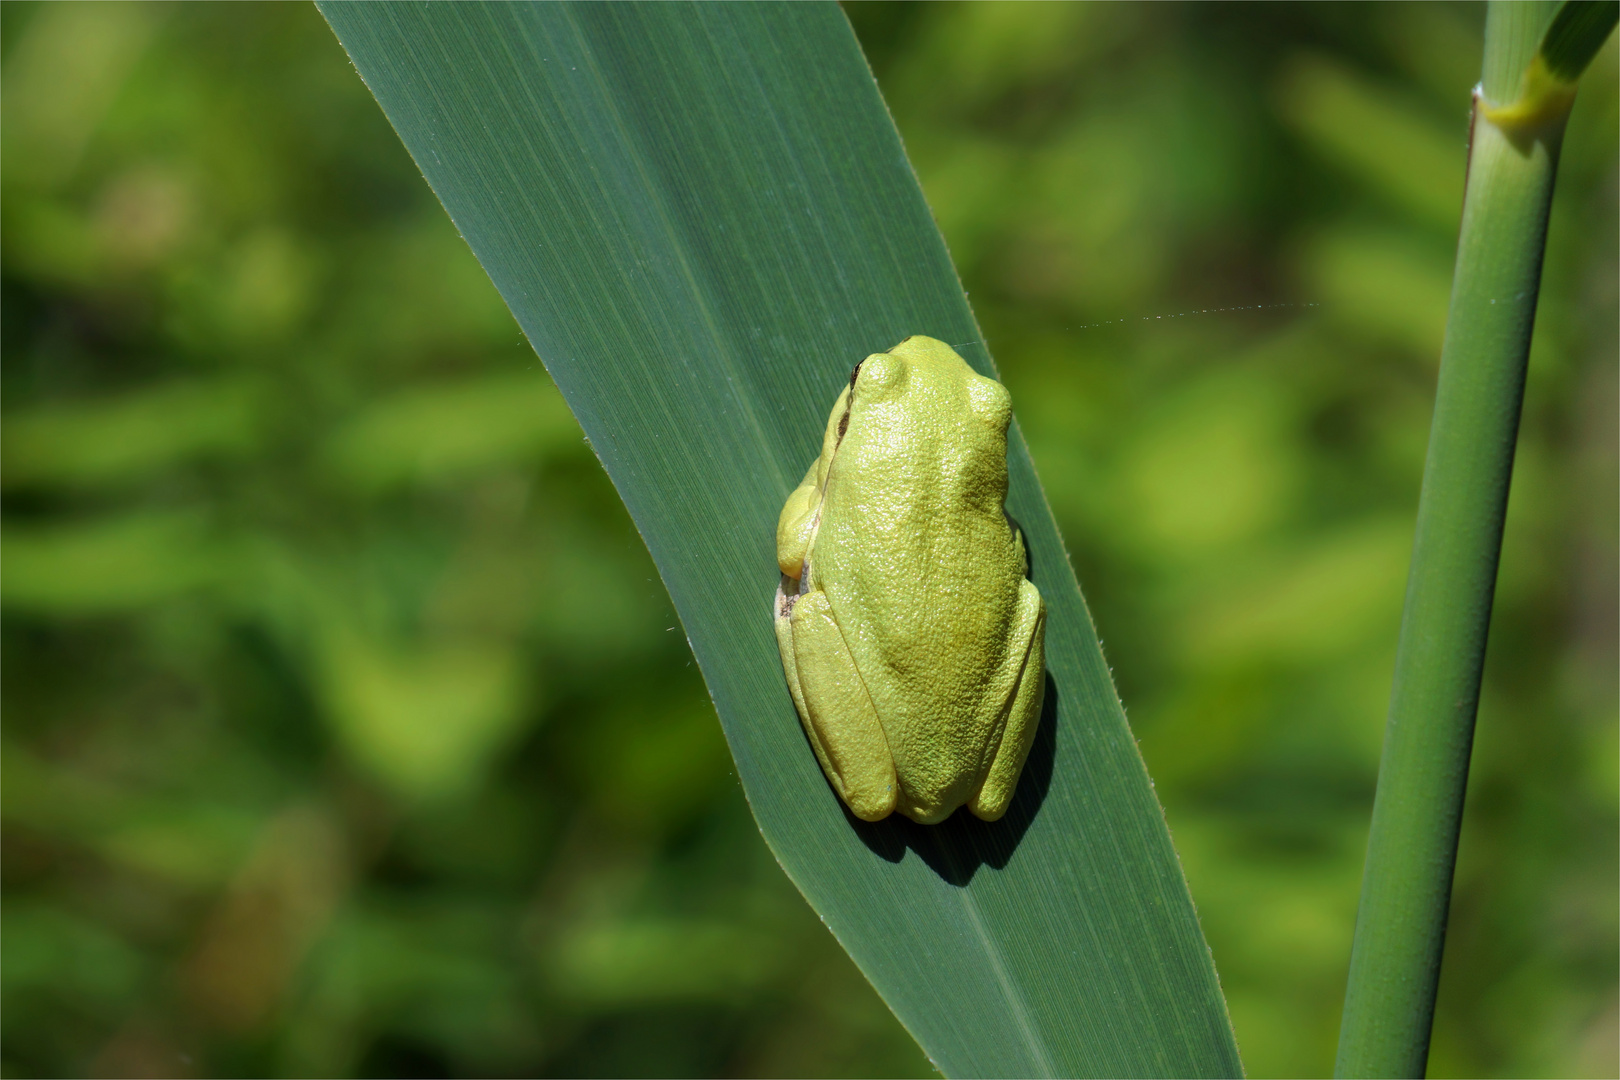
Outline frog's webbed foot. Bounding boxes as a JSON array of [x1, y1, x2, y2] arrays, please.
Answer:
[[968, 579, 1046, 822], [774, 586, 897, 821]]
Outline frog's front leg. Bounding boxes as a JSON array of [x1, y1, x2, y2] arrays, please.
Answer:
[[968, 579, 1047, 822], [774, 586, 898, 821]]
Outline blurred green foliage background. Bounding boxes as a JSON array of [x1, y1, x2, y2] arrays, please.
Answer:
[[1, 3, 1613, 1077]]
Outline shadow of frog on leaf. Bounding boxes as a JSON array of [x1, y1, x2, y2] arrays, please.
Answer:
[[845, 670, 1059, 887]]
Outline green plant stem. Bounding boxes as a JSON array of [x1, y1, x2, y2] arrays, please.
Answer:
[[1334, 6, 1575, 1078]]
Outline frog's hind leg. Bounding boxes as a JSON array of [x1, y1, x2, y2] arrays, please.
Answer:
[[777, 590, 897, 821], [968, 579, 1047, 822]]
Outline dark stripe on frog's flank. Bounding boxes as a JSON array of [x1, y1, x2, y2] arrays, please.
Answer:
[[837, 359, 865, 443]]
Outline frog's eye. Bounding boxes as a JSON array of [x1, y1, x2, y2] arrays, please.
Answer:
[[966, 376, 1011, 429], [855, 353, 903, 395]]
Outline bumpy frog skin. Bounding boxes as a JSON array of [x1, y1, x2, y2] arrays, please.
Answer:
[[773, 336, 1046, 824]]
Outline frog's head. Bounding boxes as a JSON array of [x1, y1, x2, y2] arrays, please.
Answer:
[[839, 335, 1011, 446]]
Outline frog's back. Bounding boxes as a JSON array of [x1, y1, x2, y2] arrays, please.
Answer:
[[812, 338, 1027, 815]]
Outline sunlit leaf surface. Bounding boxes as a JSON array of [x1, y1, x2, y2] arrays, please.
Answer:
[[320, 4, 1239, 1076]]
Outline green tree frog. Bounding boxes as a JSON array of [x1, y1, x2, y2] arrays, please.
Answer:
[[773, 335, 1046, 825]]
